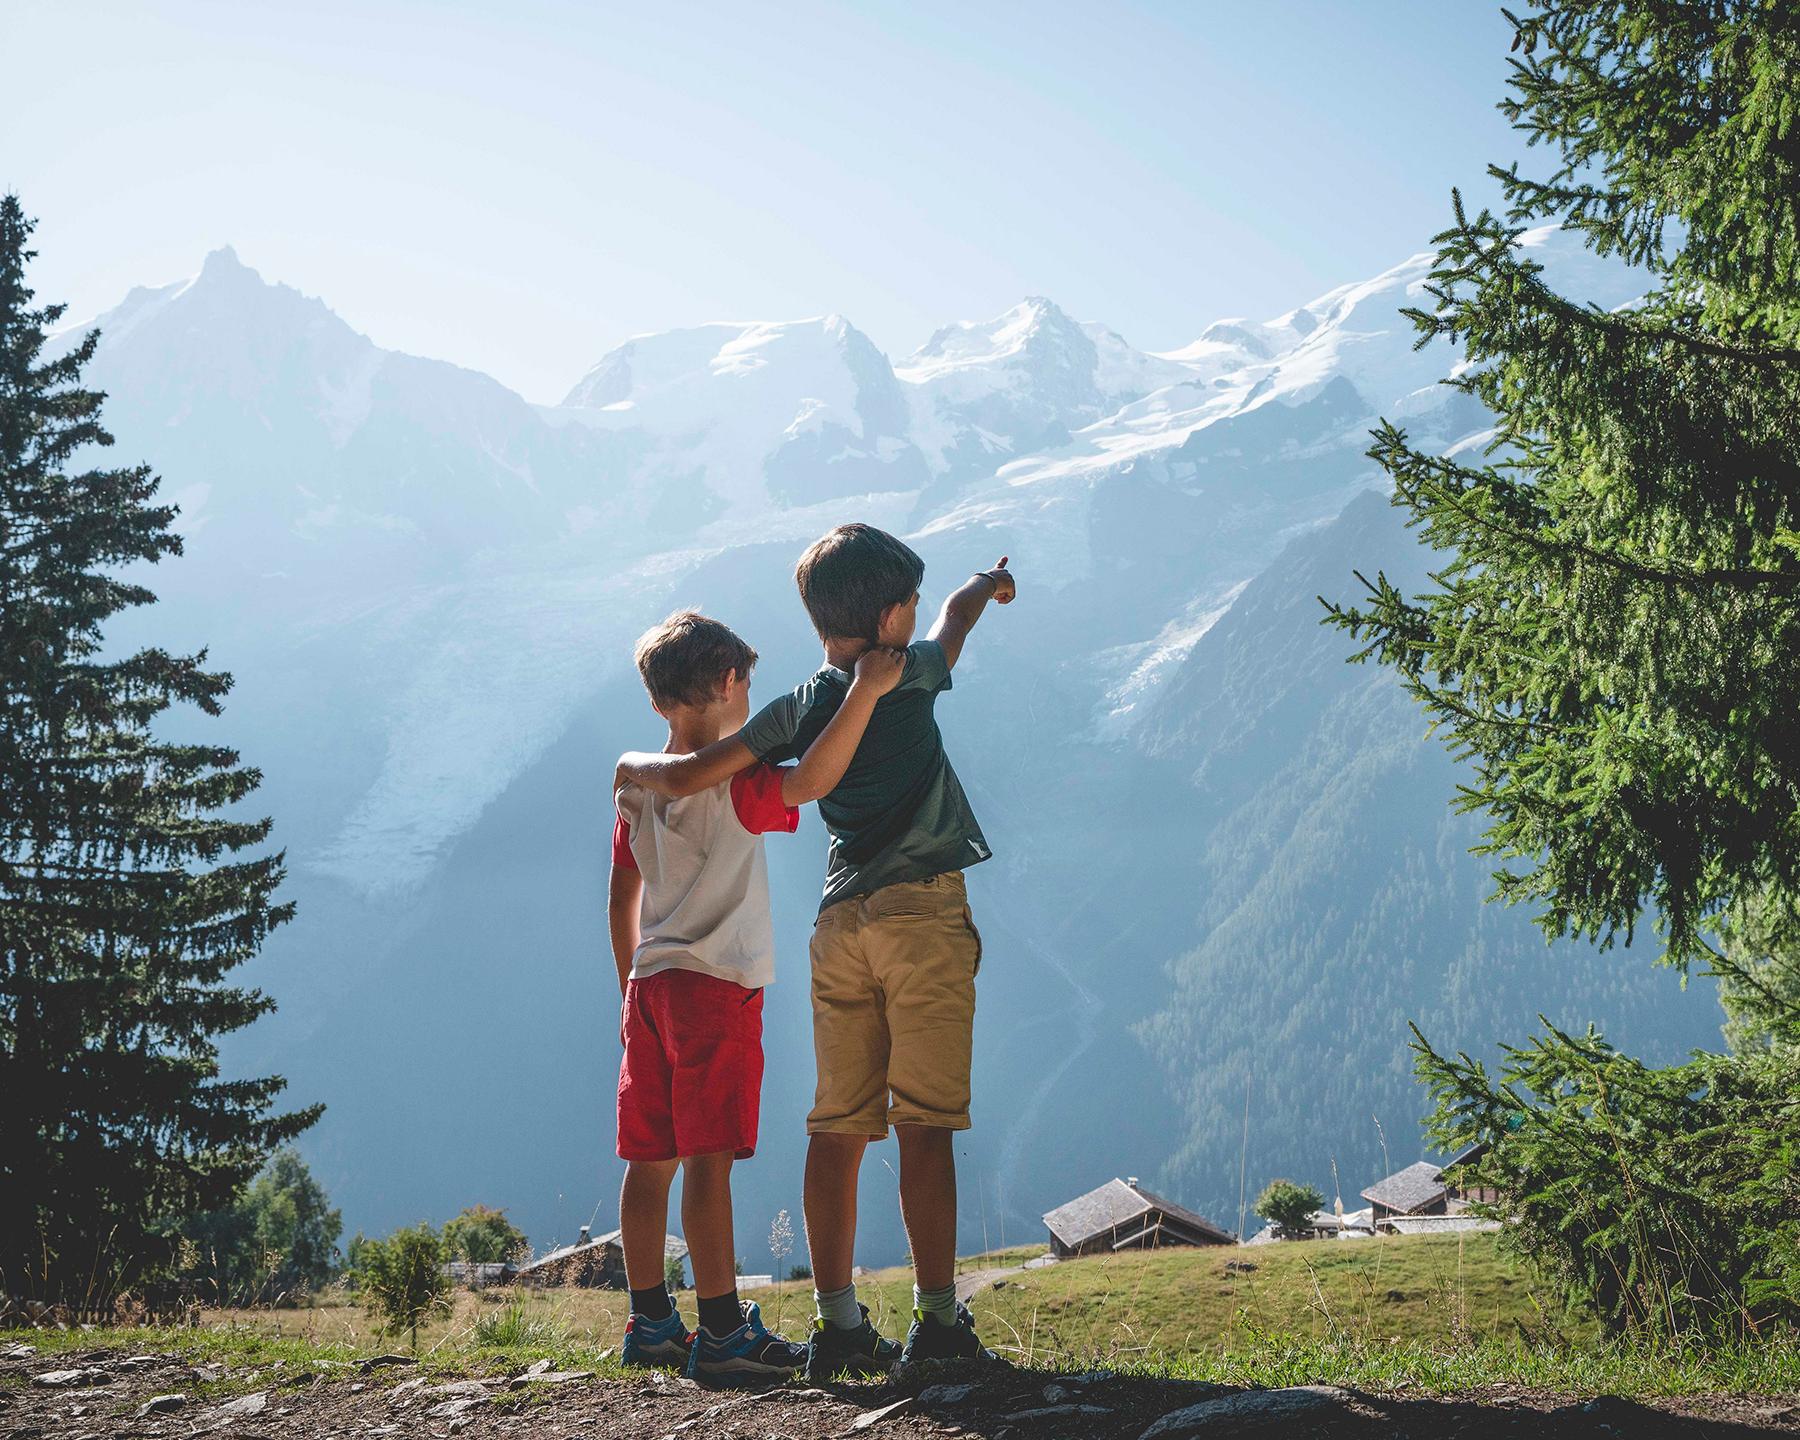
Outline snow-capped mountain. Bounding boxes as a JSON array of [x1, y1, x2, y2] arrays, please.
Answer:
[[556, 316, 929, 524], [56, 231, 1716, 1263]]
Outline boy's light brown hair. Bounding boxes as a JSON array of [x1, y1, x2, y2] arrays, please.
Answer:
[[794, 523, 926, 642], [633, 611, 757, 712]]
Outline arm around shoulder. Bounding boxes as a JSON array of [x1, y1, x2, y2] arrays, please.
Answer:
[[615, 736, 755, 799], [780, 646, 905, 805]]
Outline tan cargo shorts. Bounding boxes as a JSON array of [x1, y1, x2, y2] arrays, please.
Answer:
[[807, 871, 982, 1137]]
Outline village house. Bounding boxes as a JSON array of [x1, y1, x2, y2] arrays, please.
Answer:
[[1042, 1177, 1235, 1257], [513, 1225, 690, 1289], [1361, 1144, 1500, 1234]]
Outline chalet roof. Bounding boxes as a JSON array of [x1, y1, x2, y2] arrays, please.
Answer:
[[1042, 1178, 1234, 1248], [592, 1228, 689, 1260], [515, 1229, 687, 1274], [1360, 1161, 1447, 1215], [1387, 1214, 1500, 1236]]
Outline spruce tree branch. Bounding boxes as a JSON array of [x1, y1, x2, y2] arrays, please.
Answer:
[[1388, 442, 1800, 593]]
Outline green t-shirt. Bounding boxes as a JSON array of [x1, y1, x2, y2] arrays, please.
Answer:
[[739, 639, 991, 912]]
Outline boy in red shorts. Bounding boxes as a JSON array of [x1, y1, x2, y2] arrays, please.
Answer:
[[610, 611, 901, 1381]]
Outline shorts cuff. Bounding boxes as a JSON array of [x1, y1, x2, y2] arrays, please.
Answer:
[[618, 1145, 679, 1162], [887, 1109, 971, 1131], [807, 1117, 889, 1139]]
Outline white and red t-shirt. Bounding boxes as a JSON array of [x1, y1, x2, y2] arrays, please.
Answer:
[[612, 763, 798, 990]]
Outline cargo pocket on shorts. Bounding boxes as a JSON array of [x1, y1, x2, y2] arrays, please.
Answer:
[[962, 905, 983, 975]]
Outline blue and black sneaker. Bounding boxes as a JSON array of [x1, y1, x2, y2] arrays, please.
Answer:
[[621, 1308, 693, 1370], [803, 1303, 901, 1382], [685, 1301, 807, 1385], [895, 1302, 1000, 1377]]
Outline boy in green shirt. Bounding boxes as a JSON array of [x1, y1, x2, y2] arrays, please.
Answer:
[[617, 525, 1015, 1377]]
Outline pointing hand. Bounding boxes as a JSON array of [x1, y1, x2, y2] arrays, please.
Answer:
[[987, 555, 1016, 604]]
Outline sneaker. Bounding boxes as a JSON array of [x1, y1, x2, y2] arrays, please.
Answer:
[[685, 1301, 807, 1384], [621, 1308, 693, 1369], [803, 1303, 902, 1382], [896, 1302, 1000, 1375]]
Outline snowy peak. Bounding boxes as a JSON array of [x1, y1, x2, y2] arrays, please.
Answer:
[[556, 313, 927, 518], [899, 296, 1089, 384]]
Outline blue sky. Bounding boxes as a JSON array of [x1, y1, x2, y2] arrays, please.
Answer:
[[7, 1, 1532, 402]]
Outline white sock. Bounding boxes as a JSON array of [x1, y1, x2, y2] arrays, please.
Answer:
[[814, 1281, 862, 1331], [914, 1282, 957, 1326]]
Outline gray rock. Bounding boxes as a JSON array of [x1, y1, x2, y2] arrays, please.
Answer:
[[510, 1368, 593, 1388], [1008, 1404, 1112, 1420], [917, 1383, 977, 1408], [31, 1368, 108, 1388], [1139, 1386, 1353, 1438], [213, 1390, 269, 1419], [426, 1396, 489, 1419], [850, 1396, 914, 1430], [359, 1353, 417, 1373], [135, 1394, 188, 1418]]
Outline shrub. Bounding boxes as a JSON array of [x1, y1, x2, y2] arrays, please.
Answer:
[[1416, 1023, 1800, 1338], [471, 1293, 567, 1348], [442, 1204, 528, 1265], [356, 1223, 453, 1350], [1255, 1179, 1324, 1236]]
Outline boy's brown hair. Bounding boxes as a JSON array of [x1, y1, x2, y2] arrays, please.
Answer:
[[633, 611, 757, 711], [794, 523, 925, 642]]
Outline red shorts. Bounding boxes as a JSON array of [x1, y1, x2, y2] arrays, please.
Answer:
[[617, 969, 764, 1162]]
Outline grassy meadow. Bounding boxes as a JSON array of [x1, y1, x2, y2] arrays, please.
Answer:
[[16, 1232, 1790, 1398]]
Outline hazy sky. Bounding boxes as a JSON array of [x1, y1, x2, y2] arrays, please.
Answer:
[[7, 2, 1533, 403]]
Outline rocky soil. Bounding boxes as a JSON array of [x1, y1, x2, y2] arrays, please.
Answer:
[[4, 1342, 1799, 1438]]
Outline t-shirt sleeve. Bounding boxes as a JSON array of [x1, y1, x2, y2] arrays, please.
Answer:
[[737, 691, 805, 762], [730, 763, 801, 836], [610, 807, 638, 870], [900, 638, 953, 695]]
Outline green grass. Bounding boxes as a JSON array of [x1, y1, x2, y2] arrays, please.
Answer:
[[8, 1234, 1796, 1398], [746, 1231, 1580, 1365]]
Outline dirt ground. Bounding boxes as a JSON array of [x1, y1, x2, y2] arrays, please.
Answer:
[[5, 1343, 1799, 1439]]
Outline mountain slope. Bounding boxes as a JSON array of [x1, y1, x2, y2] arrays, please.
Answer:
[[54, 235, 1721, 1266]]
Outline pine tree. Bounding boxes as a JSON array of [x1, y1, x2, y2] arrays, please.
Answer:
[[1325, 2, 1800, 1002], [0, 195, 319, 1308], [1321, 3, 1800, 1336]]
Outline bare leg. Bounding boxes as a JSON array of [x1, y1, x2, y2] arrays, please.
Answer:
[[620, 1160, 679, 1291], [680, 1151, 737, 1300], [896, 1125, 956, 1293], [803, 1132, 870, 1293]]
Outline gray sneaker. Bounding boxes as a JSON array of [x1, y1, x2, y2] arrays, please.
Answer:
[[803, 1304, 901, 1381]]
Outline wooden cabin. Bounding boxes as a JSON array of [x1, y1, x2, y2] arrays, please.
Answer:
[[514, 1225, 688, 1289], [1362, 1143, 1501, 1233], [1042, 1177, 1235, 1257]]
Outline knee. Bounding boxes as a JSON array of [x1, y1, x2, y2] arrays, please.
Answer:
[[894, 1124, 953, 1157], [809, 1132, 869, 1160], [681, 1151, 735, 1190]]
